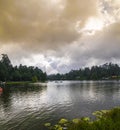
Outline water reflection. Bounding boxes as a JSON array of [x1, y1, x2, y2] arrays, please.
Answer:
[[1, 87, 12, 110], [0, 81, 120, 130]]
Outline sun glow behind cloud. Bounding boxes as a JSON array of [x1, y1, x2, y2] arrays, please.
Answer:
[[0, 0, 120, 74], [84, 17, 104, 34]]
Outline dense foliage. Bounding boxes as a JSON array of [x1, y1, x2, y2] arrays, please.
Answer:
[[0, 54, 46, 82], [45, 107, 120, 130], [48, 63, 120, 80]]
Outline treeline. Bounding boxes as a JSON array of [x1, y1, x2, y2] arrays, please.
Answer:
[[0, 54, 46, 82], [48, 63, 120, 80]]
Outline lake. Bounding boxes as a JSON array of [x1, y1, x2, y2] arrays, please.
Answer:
[[0, 80, 120, 130]]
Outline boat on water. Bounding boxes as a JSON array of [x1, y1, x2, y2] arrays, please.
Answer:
[[0, 81, 5, 85]]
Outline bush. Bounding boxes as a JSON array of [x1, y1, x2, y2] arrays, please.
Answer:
[[45, 107, 120, 130], [32, 76, 38, 82]]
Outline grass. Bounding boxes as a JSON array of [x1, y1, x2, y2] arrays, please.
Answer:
[[45, 107, 120, 130], [6, 81, 31, 85]]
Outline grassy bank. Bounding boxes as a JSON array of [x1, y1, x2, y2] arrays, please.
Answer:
[[6, 81, 31, 85], [45, 107, 120, 130]]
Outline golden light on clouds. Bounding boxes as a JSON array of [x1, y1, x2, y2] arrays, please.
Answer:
[[0, 0, 120, 73], [84, 18, 104, 31], [0, 0, 98, 45]]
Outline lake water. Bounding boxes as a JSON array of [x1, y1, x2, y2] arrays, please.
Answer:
[[0, 81, 120, 130]]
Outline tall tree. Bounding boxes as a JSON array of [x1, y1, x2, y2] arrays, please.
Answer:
[[0, 54, 47, 82]]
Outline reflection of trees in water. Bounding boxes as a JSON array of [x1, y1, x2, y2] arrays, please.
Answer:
[[0, 84, 47, 111], [0, 87, 11, 109], [91, 81, 120, 96], [71, 81, 120, 94], [8, 84, 47, 94], [5, 83, 46, 91], [65, 81, 120, 102], [0, 84, 48, 130]]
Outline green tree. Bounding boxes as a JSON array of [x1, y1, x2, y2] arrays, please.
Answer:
[[32, 76, 38, 83], [0, 54, 47, 82]]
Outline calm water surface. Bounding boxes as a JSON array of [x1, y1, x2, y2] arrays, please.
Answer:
[[0, 81, 120, 130]]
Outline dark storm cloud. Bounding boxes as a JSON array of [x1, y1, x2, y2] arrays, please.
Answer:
[[1, 0, 120, 74], [0, 0, 98, 49]]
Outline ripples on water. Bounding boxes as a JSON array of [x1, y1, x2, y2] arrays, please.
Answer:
[[0, 81, 120, 130]]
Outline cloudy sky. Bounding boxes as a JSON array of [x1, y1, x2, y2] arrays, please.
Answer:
[[0, 0, 120, 74]]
